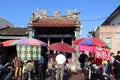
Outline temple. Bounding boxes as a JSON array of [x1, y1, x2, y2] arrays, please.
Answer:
[[28, 10, 81, 46], [28, 10, 82, 71]]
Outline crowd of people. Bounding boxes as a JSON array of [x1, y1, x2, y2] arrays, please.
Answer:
[[78, 50, 120, 80], [11, 48, 49, 80], [11, 50, 71, 80], [1, 47, 120, 80]]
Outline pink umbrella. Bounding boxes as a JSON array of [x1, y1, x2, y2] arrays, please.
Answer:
[[16, 38, 47, 46], [78, 45, 95, 52]]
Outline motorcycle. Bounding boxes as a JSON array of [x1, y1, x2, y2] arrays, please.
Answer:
[[22, 61, 34, 80], [0, 62, 13, 80], [84, 61, 92, 80], [91, 64, 110, 80], [84, 63, 110, 80]]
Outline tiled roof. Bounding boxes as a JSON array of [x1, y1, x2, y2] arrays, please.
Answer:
[[0, 17, 14, 29], [0, 27, 28, 36], [102, 5, 120, 25], [29, 19, 80, 27]]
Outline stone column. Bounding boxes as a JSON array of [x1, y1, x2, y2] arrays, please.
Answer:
[[61, 38, 64, 43], [48, 38, 50, 46], [28, 24, 33, 38], [47, 38, 50, 50], [71, 24, 82, 71]]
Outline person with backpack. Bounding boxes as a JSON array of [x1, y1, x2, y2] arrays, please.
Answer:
[[78, 51, 88, 75]]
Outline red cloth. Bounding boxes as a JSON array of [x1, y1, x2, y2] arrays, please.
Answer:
[[95, 58, 102, 65], [94, 47, 110, 60]]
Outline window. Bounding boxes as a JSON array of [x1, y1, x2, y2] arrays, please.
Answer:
[[106, 37, 112, 47], [118, 22, 120, 25], [112, 24, 114, 26], [115, 32, 120, 43]]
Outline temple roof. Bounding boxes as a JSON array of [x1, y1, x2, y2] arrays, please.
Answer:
[[29, 19, 80, 27], [28, 10, 80, 27]]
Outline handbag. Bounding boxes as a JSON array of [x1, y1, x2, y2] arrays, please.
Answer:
[[48, 61, 52, 69]]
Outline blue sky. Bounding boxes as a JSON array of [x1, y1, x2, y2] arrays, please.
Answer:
[[0, 0, 120, 37]]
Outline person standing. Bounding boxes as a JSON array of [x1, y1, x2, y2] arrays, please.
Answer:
[[13, 56, 22, 78], [114, 51, 120, 68], [107, 52, 115, 76], [113, 51, 120, 79], [78, 51, 88, 75], [55, 51, 66, 80], [37, 55, 45, 80], [102, 59, 108, 75]]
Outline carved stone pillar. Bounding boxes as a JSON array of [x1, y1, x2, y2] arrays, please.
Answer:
[[28, 25, 33, 38]]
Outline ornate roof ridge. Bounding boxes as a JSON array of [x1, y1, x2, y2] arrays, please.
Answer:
[[29, 9, 80, 23]]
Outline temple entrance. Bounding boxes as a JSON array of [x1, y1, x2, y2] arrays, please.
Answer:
[[50, 38, 61, 44]]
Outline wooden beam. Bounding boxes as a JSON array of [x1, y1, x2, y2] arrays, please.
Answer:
[[38, 34, 74, 38], [0, 36, 27, 39]]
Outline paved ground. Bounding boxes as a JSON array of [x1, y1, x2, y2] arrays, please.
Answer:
[[46, 71, 84, 80], [12, 70, 115, 80], [12, 71, 115, 80], [46, 71, 115, 80]]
